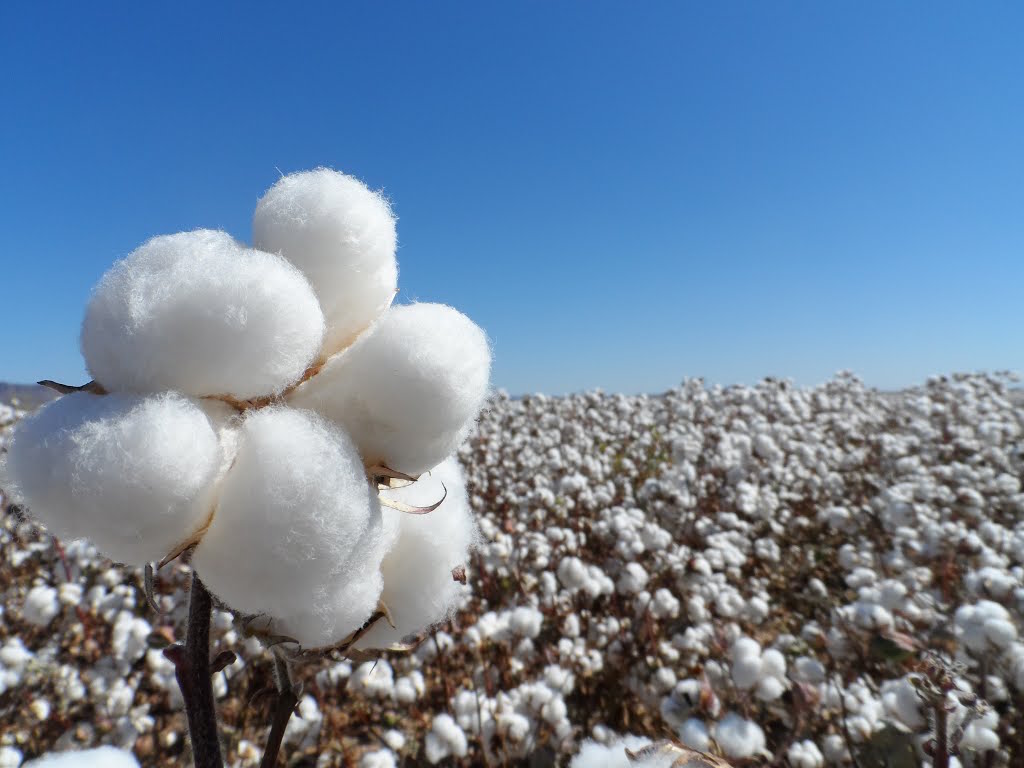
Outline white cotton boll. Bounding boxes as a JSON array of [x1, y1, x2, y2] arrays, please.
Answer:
[[787, 740, 824, 768], [0, 748, 20, 768], [22, 747, 140, 768], [4, 392, 221, 566], [678, 719, 710, 752], [569, 736, 653, 768], [81, 229, 324, 399], [761, 648, 787, 678], [617, 563, 649, 595], [359, 750, 397, 768], [714, 712, 766, 759], [424, 714, 468, 764], [350, 660, 395, 699], [290, 303, 491, 476], [192, 407, 384, 647], [959, 708, 1000, 752], [253, 169, 398, 354], [755, 675, 786, 701], [357, 457, 478, 648], [23, 585, 60, 627]]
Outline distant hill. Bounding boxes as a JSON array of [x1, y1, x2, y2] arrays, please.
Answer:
[[0, 382, 60, 409]]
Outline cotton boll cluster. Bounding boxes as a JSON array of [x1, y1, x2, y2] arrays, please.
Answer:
[[729, 637, 787, 701], [4, 167, 490, 659]]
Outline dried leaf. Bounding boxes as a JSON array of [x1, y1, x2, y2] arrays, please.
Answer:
[[625, 741, 734, 768], [157, 511, 215, 570], [143, 563, 164, 614], [369, 464, 419, 490], [452, 565, 467, 584], [37, 379, 106, 395], [210, 650, 237, 675], [379, 482, 447, 515]]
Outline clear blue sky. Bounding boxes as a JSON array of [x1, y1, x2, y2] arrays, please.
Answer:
[[1, 2, 1021, 395]]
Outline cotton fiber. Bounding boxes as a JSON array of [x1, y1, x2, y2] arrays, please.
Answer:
[[4, 392, 221, 566], [568, 736, 659, 768], [358, 457, 478, 648], [192, 407, 385, 645], [81, 229, 325, 400], [290, 303, 491, 475], [274, 538, 388, 649], [253, 169, 398, 354], [23, 747, 140, 768], [714, 712, 766, 759]]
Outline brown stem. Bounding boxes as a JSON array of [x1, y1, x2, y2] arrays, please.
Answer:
[[260, 651, 299, 768], [933, 701, 950, 768], [164, 573, 224, 768]]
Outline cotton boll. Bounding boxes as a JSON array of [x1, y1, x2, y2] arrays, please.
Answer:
[[424, 714, 468, 764], [714, 712, 766, 759], [787, 740, 824, 768], [569, 736, 653, 768], [81, 229, 325, 399], [22, 747, 140, 768], [359, 750, 397, 768], [4, 392, 222, 566], [253, 169, 398, 354], [290, 303, 491, 476], [23, 585, 60, 627], [357, 457, 477, 648], [192, 407, 384, 647], [678, 719, 710, 752]]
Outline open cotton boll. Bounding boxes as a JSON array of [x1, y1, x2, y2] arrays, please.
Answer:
[[192, 407, 384, 639], [714, 712, 766, 760], [290, 303, 491, 476], [23, 747, 140, 768], [568, 736, 656, 768], [4, 392, 221, 566], [357, 457, 478, 648], [253, 168, 398, 354], [81, 229, 325, 400]]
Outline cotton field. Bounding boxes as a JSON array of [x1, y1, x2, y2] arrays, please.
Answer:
[[1, 372, 1022, 767]]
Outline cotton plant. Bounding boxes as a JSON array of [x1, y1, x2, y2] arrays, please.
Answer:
[[1, 168, 491, 768]]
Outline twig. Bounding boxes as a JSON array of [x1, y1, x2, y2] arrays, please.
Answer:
[[931, 699, 950, 768], [260, 651, 299, 768], [164, 572, 224, 768], [830, 671, 863, 768]]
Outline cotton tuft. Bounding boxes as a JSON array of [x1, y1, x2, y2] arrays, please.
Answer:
[[22, 747, 140, 768], [358, 457, 478, 648], [4, 392, 222, 566], [192, 407, 385, 646], [81, 229, 325, 400], [290, 303, 491, 476], [253, 169, 398, 354]]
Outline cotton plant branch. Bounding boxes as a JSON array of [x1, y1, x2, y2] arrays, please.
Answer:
[[260, 652, 301, 768], [163, 573, 224, 768]]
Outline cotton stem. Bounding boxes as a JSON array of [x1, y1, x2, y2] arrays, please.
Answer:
[[260, 650, 299, 768], [164, 572, 224, 768]]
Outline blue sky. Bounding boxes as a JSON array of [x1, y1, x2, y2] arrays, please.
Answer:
[[1, 2, 1021, 394]]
